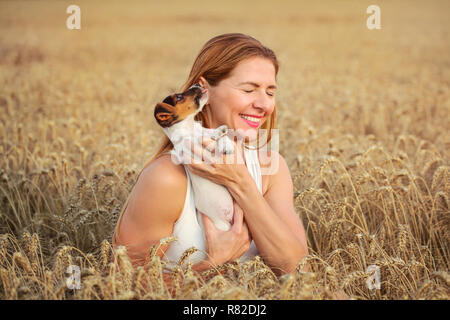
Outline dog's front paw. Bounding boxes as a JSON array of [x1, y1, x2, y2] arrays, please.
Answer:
[[216, 125, 228, 134], [218, 137, 235, 154]]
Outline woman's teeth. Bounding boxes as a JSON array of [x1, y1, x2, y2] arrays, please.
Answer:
[[240, 114, 261, 123]]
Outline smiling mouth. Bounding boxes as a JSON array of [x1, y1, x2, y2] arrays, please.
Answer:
[[239, 114, 262, 128]]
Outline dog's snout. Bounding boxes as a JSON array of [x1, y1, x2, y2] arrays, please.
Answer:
[[160, 83, 207, 110]]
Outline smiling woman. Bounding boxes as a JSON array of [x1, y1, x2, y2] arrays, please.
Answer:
[[112, 33, 309, 291], [198, 56, 277, 141]]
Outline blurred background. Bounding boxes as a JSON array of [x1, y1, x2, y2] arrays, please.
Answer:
[[1, 0, 448, 167], [0, 0, 448, 299]]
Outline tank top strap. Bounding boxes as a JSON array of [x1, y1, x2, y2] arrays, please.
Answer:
[[243, 147, 263, 194], [172, 164, 195, 227]]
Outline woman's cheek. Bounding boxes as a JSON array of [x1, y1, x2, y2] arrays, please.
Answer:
[[267, 101, 276, 115]]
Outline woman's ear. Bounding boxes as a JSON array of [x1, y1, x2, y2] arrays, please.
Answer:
[[199, 76, 210, 90]]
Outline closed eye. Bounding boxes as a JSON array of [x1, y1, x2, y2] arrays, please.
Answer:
[[243, 89, 274, 97], [242, 87, 275, 94]]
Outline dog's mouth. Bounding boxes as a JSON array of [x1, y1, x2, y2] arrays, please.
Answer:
[[195, 90, 208, 110], [189, 84, 208, 110]]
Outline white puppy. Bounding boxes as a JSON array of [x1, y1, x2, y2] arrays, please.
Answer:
[[154, 84, 235, 231]]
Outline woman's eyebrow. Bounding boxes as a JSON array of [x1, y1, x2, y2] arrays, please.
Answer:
[[238, 81, 277, 89]]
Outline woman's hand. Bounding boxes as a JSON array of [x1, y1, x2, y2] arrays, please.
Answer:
[[201, 200, 252, 266], [184, 134, 251, 191]]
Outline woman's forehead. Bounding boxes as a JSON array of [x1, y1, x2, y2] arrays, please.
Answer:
[[228, 57, 277, 86]]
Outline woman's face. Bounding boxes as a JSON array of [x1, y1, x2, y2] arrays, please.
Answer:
[[199, 56, 277, 141]]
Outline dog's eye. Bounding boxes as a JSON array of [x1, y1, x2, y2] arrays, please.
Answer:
[[176, 94, 183, 101], [163, 96, 174, 106]]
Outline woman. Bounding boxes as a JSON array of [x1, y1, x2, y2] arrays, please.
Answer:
[[112, 33, 309, 280]]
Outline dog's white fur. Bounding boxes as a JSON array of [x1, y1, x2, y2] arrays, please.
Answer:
[[161, 94, 235, 231]]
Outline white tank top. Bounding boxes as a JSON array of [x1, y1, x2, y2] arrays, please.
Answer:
[[162, 147, 262, 271]]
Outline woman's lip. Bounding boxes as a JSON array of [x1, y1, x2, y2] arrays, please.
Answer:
[[239, 113, 264, 118], [241, 116, 260, 128]]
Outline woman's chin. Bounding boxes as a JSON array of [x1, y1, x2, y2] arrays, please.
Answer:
[[233, 127, 258, 143], [245, 129, 258, 142]]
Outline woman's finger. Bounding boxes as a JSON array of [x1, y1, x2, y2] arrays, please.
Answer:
[[201, 137, 217, 153], [225, 134, 245, 166], [187, 160, 216, 181], [186, 139, 215, 165], [201, 137, 225, 165], [235, 242, 252, 260], [230, 238, 251, 261], [201, 212, 217, 239]]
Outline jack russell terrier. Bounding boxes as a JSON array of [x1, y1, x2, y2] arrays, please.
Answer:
[[154, 83, 237, 232]]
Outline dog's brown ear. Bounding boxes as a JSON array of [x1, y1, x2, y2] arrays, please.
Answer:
[[154, 102, 177, 127], [156, 112, 171, 121]]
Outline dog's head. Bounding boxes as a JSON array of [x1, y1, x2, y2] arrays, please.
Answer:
[[154, 84, 208, 128]]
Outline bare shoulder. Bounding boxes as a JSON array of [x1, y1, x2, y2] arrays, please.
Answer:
[[120, 153, 188, 239], [140, 153, 187, 189], [113, 153, 188, 263], [136, 154, 188, 221]]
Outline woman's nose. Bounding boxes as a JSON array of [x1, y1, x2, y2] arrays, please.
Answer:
[[252, 91, 274, 113]]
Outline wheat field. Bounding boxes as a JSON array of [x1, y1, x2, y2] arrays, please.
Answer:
[[0, 0, 449, 300]]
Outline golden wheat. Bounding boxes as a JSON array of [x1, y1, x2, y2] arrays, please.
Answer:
[[0, 0, 449, 300]]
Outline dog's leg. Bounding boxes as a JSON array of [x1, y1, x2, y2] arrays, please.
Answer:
[[218, 136, 235, 155]]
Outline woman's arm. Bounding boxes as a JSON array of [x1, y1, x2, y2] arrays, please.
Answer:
[[112, 155, 188, 265], [113, 154, 251, 294], [228, 151, 309, 274], [187, 140, 309, 275]]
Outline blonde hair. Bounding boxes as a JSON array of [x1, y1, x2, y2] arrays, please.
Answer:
[[112, 33, 279, 245]]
